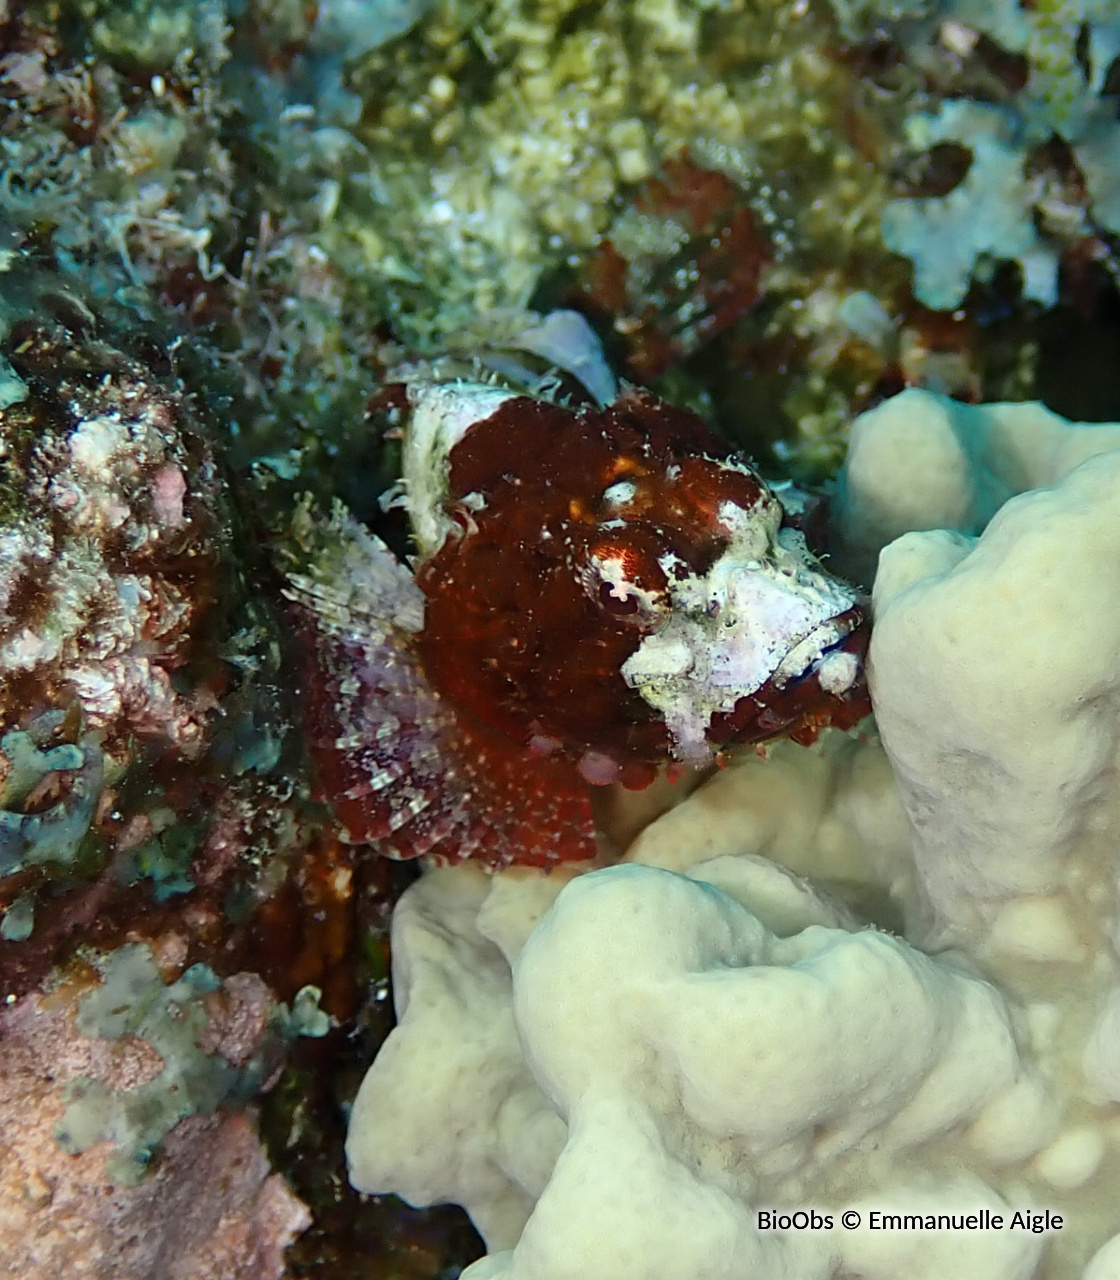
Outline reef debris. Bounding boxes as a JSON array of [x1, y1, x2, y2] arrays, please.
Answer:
[[0, 321, 224, 756], [576, 153, 772, 382]]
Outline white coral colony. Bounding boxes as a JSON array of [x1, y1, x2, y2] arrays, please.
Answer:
[[347, 390, 1120, 1280]]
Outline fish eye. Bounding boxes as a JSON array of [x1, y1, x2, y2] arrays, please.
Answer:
[[579, 533, 671, 627], [598, 582, 642, 615]]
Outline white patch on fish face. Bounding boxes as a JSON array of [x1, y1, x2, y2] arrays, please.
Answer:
[[815, 648, 860, 695], [621, 502, 860, 762]]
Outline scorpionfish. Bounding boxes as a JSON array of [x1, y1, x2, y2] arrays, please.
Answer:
[[286, 378, 869, 869]]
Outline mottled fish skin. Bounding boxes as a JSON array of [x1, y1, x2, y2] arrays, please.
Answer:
[[415, 387, 870, 778], [285, 509, 596, 868], [289, 385, 869, 868]]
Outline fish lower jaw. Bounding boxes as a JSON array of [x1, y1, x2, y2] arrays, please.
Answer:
[[771, 617, 860, 689]]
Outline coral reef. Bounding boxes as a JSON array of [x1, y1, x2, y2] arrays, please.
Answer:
[[0, 959, 312, 1279], [831, 388, 1120, 584], [877, 0, 1120, 310], [0, 317, 289, 974], [347, 392, 1120, 1279], [0, 294, 389, 1272], [881, 100, 1058, 312], [0, 713, 103, 888], [56, 943, 329, 1183], [2, 0, 1120, 1271], [0, 322, 225, 757]]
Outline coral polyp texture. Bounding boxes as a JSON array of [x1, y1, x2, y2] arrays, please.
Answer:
[[347, 391, 1120, 1280], [0, 323, 223, 757], [285, 378, 869, 868]]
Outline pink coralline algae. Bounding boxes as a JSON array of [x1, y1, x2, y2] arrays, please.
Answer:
[[0, 973, 310, 1280], [287, 382, 870, 871]]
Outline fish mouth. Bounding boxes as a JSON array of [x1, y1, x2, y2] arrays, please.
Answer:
[[771, 605, 866, 691], [622, 599, 869, 764]]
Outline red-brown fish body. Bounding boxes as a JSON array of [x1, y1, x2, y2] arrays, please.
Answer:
[[288, 381, 869, 869]]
